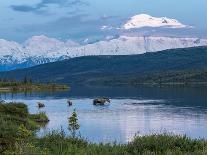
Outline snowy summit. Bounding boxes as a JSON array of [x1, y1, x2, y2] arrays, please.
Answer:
[[0, 35, 207, 71], [123, 14, 190, 29]]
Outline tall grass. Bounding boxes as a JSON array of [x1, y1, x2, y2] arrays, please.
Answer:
[[25, 132, 207, 155]]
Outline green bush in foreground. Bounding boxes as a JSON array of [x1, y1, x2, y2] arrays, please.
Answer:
[[0, 102, 49, 153], [13, 132, 207, 155], [1, 102, 207, 155]]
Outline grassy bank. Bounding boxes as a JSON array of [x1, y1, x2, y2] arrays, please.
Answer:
[[0, 78, 69, 92], [0, 102, 49, 154], [1, 102, 207, 155]]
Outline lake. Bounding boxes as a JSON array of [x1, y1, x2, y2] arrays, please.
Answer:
[[1, 85, 207, 143]]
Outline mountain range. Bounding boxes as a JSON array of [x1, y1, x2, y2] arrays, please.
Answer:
[[1, 46, 207, 85], [1, 35, 207, 71]]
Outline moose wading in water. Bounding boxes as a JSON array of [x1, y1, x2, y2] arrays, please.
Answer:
[[93, 98, 110, 105], [67, 100, 73, 106], [38, 102, 45, 108]]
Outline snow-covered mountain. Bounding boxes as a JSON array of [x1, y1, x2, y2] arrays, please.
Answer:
[[123, 14, 190, 29], [0, 35, 207, 71]]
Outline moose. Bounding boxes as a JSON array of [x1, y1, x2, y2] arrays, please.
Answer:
[[67, 100, 73, 106], [93, 98, 110, 106], [37, 102, 45, 108]]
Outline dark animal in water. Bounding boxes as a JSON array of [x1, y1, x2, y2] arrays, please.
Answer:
[[67, 100, 73, 106], [38, 102, 45, 108], [93, 98, 110, 105]]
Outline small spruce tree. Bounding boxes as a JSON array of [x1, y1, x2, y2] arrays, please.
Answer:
[[68, 109, 80, 138]]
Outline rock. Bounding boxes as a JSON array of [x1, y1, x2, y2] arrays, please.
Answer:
[[93, 98, 110, 105], [37, 102, 45, 108]]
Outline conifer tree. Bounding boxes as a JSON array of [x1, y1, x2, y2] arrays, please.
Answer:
[[68, 109, 80, 138]]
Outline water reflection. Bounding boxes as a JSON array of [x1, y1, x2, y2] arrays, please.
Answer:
[[1, 86, 207, 143]]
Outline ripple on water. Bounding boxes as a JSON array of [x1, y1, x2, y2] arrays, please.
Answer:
[[3, 97, 207, 143]]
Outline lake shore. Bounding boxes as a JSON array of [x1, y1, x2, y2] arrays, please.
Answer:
[[1, 102, 207, 155], [0, 81, 69, 92]]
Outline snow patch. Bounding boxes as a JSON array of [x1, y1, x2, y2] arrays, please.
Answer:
[[123, 14, 192, 29], [0, 35, 207, 69]]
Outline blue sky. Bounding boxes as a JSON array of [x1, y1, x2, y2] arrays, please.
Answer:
[[0, 0, 207, 42]]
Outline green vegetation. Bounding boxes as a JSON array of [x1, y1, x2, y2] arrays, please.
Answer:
[[0, 77, 69, 92], [1, 102, 207, 155], [24, 132, 207, 155], [0, 102, 49, 153], [68, 109, 80, 138], [1, 46, 207, 86], [88, 69, 207, 86], [30, 112, 49, 123]]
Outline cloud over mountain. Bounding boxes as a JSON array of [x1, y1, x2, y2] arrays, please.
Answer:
[[122, 14, 192, 29]]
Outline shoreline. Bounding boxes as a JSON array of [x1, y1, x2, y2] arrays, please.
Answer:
[[1, 102, 207, 154], [0, 81, 69, 92]]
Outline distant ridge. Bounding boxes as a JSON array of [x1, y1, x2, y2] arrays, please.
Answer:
[[0, 35, 207, 71], [0, 46, 207, 85]]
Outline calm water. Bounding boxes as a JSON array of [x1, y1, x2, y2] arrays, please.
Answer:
[[1, 85, 207, 143]]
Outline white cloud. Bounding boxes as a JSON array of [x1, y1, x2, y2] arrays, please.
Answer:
[[101, 25, 113, 30], [123, 14, 193, 29]]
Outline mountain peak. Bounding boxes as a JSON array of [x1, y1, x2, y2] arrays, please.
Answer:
[[123, 14, 190, 29], [0, 35, 207, 71], [25, 35, 62, 44], [23, 35, 65, 57]]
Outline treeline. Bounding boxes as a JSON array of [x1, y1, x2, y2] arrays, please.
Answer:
[[1, 46, 207, 86], [0, 76, 33, 85], [84, 69, 207, 86], [0, 77, 69, 92]]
